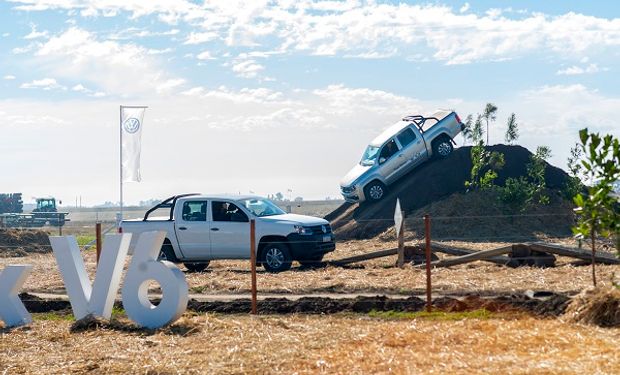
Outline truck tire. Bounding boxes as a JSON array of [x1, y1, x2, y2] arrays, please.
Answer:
[[433, 137, 453, 158], [184, 262, 209, 272], [158, 243, 178, 263], [261, 243, 292, 273], [364, 180, 387, 202]]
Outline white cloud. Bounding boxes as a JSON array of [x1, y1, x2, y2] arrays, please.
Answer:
[[20, 77, 66, 90], [71, 83, 88, 92], [196, 50, 216, 60], [34, 27, 183, 96], [109, 27, 180, 40], [557, 63, 607, 75], [24, 24, 48, 39], [183, 31, 218, 45], [231, 59, 265, 78], [9, 2, 620, 64], [3, 75, 16, 80], [156, 78, 185, 94]]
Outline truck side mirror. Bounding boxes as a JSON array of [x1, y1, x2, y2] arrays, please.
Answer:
[[379, 157, 386, 164]]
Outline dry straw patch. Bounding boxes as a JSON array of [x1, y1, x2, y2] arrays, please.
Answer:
[[0, 238, 617, 296], [564, 287, 620, 327], [1, 314, 619, 374]]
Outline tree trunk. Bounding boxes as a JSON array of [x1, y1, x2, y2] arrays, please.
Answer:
[[591, 229, 597, 287]]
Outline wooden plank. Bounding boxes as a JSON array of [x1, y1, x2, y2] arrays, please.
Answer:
[[329, 248, 397, 266], [415, 246, 514, 269], [430, 242, 518, 267], [530, 242, 620, 265]]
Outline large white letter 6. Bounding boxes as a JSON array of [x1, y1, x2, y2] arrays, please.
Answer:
[[121, 231, 188, 329]]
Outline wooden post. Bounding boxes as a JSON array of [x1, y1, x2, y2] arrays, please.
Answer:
[[250, 219, 257, 315], [424, 214, 432, 313], [96, 222, 102, 264], [397, 220, 404, 268]]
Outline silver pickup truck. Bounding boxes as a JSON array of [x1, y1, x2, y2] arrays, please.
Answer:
[[340, 110, 464, 203]]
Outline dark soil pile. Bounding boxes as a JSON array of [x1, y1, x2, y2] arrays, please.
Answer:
[[327, 145, 573, 240], [0, 229, 51, 257]]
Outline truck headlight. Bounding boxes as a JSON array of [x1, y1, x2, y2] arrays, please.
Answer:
[[341, 185, 356, 194], [294, 225, 313, 235]]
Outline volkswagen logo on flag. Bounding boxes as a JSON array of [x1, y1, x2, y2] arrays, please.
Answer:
[[123, 118, 141, 134]]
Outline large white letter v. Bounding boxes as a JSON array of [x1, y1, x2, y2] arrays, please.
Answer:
[[50, 234, 131, 320]]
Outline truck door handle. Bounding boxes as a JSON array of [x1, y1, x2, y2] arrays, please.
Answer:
[[211, 228, 219, 231], [178, 227, 187, 230]]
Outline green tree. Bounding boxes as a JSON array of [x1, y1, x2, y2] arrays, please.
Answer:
[[563, 143, 585, 200], [572, 129, 620, 286], [472, 114, 484, 144], [461, 114, 474, 144], [482, 103, 498, 144], [465, 140, 505, 191], [498, 145, 552, 209], [504, 113, 519, 144]]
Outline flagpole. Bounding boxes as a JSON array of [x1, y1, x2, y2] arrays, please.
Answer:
[[119, 105, 123, 233]]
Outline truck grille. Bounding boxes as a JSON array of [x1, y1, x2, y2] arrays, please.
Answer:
[[309, 225, 332, 235]]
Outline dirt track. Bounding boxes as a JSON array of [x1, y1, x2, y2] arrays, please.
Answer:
[[22, 291, 571, 316]]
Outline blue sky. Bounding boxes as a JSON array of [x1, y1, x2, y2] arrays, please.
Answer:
[[1, 0, 619, 205]]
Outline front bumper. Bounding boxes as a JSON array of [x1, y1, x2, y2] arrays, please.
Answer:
[[340, 186, 365, 203], [287, 233, 336, 260]]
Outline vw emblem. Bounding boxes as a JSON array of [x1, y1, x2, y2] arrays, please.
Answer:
[[123, 117, 141, 134]]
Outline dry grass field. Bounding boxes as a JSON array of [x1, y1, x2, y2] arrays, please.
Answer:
[[1, 313, 619, 374], [1, 238, 617, 296]]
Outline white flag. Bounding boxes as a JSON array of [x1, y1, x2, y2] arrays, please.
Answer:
[[121, 106, 146, 182]]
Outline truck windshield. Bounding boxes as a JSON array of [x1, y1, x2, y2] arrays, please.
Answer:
[[241, 198, 286, 217], [360, 145, 380, 166]]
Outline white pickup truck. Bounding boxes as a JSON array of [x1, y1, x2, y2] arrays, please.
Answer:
[[121, 194, 335, 272]]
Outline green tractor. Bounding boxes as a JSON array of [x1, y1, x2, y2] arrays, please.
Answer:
[[32, 197, 68, 226]]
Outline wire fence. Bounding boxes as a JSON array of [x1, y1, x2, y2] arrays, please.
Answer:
[[0, 211, 601, 250]]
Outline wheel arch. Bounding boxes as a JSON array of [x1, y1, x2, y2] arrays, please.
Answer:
[[161, 237, 180, 263]]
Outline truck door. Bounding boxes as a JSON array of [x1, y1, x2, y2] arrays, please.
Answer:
[[399, 126, 428, 169], [209, 201, 251, 259], [175, 200, 211, 260], [378, 138, 405, 183]]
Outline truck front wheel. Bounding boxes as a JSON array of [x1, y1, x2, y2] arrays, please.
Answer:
[[261, 243, 292, 273], [364, 181, 387, 202]]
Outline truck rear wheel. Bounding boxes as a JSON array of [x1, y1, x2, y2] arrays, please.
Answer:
[[158, 243, 178, 263], [184, 262, 209, 272], [261, 243, 292, 273], [433, 137, 453, 158]]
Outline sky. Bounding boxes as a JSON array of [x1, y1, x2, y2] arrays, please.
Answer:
[[1, 0, 619, 206]]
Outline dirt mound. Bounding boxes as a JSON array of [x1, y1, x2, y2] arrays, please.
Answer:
[[0, 229, 51, 257], [328, 145, 572, 240]]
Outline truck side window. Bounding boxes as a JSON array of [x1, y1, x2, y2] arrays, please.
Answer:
[[397, 128, 416, 147], [379, 139, 399, 161], [212, 201, 249, 223], [181, 201, 207, 222]]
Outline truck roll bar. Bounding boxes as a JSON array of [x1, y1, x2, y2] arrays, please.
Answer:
[[143, 193, 200, 221]]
